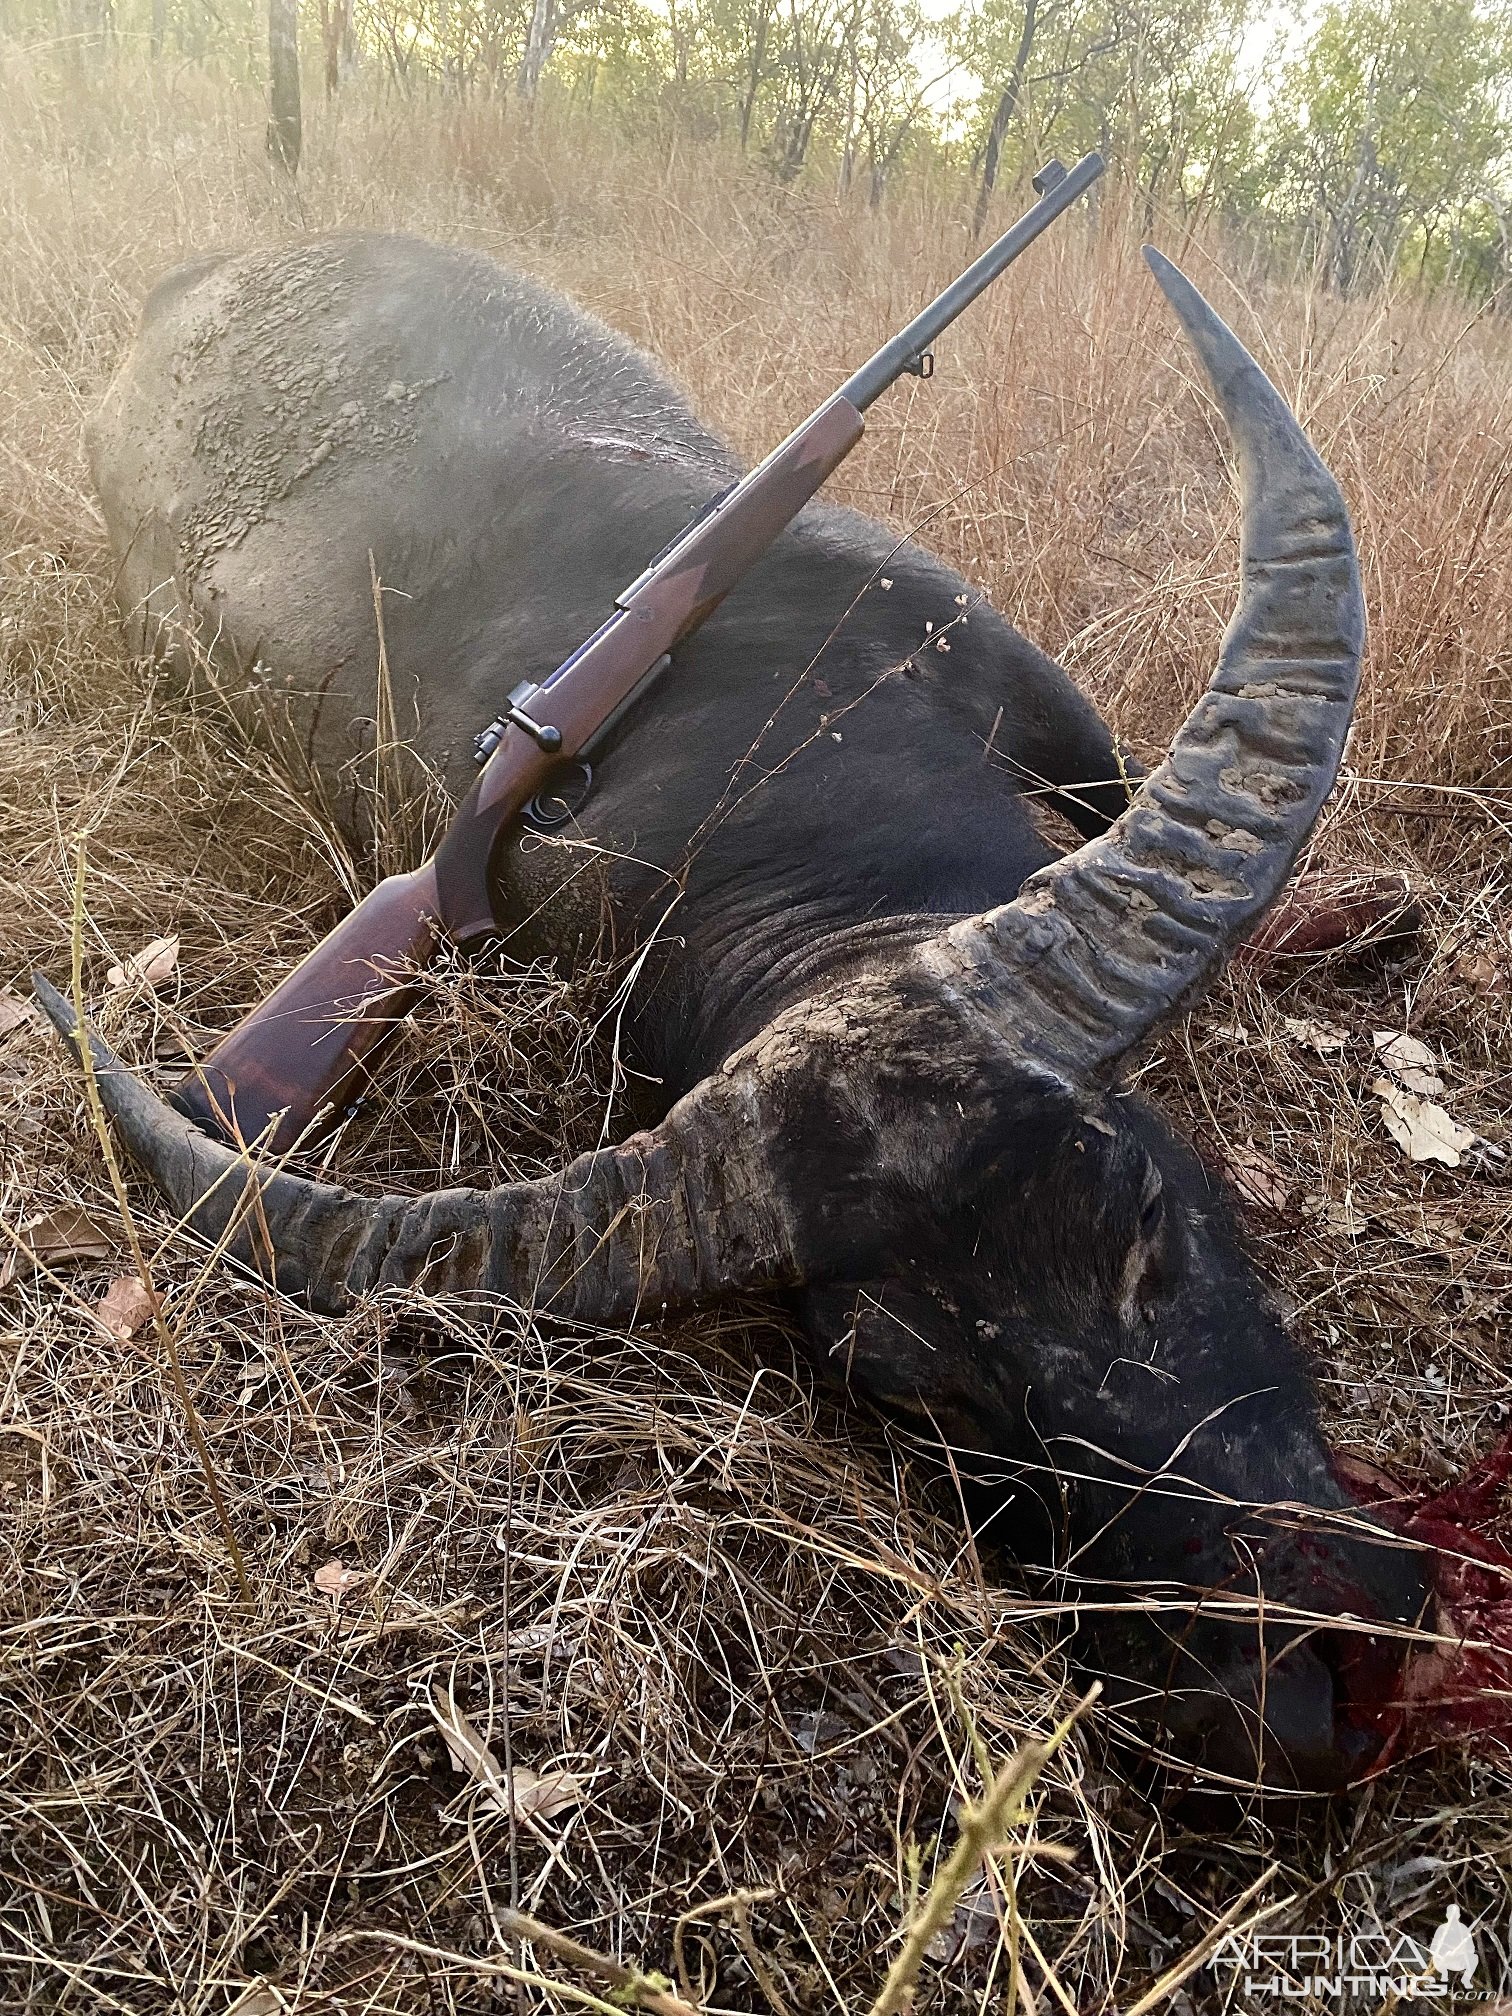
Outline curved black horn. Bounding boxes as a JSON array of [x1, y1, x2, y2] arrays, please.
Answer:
[[917, 248, 1365, 1085], [32, 972, 798, 1320]]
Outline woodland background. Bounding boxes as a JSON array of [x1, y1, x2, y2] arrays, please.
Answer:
[[13, 0, 1512, 292]]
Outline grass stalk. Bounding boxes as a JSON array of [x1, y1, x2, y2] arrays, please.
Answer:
[[65, 834, 253, 1603], [866, 1688, 1099, 2016], [499, 1907, 712, 2016]]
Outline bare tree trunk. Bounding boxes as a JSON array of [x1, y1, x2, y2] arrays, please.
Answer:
[[318, 0, 346, 93], [779, 109, 817, 180], [838, 42, 857, 194], [1326, 70, 1379, 294], [868, 110, 917, 211], [738, 0, 770, 152], [63, 0, 110, 65], [972, 0, 1038, 238], [516, 0, 555, 99], [268, 0, 302, 172]]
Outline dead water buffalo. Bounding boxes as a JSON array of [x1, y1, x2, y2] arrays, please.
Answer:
[[57, 231, 1429, 1791]]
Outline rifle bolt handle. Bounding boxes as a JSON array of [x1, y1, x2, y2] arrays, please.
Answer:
[[507, 707, 563, 752], [474, 683, 565, 763]]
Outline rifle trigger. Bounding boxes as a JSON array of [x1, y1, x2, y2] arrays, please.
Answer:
[[903, 349, 934, 379], [524, 762, 593, 832]]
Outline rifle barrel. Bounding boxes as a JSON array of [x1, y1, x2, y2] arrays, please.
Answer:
[[838, 151, 1105, 413]]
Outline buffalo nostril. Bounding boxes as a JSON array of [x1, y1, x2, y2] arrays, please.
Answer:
[[1329, 1713, 1382, 1777], [1169, 1638, 1388, 1792]]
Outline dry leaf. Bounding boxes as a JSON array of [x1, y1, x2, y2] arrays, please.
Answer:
[[226, 1986, 286, 2016], [106, 933, 180, 990], [1373, 1030, 1445, 1097], [314, 1558, 364, 1600], [1372, 1078, 1477, 1168], [1374, 1030, 1438, 1071], [0, 990, 35, 1041], [1454, 948, 1507, 997], [509, 1763, 587, 1821], [93, 1274, 154, 1340], [430, 1686, 585, 1821], [1, 1206, 115, 1287], [432, 1686, 500, 1787], [1224, 1142, 1291, 1212], [1284, 1015, 1349, 1055]]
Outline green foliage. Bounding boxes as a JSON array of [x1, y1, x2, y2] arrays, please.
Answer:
[[1265, 0, 1512, 291], [942, 0, 1264, 235], [0, 0, 267, 73], [6, 0, 1511, 294]]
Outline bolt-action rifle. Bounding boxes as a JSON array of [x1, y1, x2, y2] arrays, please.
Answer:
[[171, 153, 1105, 1153]]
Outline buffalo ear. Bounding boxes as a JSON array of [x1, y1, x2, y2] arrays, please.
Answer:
[[800, 1273, 1066, 1553], [802, 1277, 981, 1425]]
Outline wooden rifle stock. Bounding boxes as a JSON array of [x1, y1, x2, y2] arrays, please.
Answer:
[[173, 864, 443, 1146], [173, 154, 1104, 1152]]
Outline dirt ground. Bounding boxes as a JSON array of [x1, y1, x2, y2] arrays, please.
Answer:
[[2, 46, 1511, 2015]]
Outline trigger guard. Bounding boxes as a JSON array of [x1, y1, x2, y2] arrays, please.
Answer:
[[523, 761, 593, 832]]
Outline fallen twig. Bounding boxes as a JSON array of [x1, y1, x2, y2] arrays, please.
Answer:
[[500, 1906, 717, 2016]]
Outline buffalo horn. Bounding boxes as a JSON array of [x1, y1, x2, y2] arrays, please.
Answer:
[[917, 248, 1365, 1086], [32, 972, 799, 1318]]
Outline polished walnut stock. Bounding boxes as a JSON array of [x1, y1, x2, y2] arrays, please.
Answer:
[[170, 157, 1104, 1152], [171, 863, 443, 1149]]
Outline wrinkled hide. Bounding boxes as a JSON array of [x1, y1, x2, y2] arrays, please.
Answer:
[[64, 231, 1431, 1790]]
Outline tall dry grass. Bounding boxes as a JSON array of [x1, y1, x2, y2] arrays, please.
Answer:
[[1, 41, 1511, 2015]]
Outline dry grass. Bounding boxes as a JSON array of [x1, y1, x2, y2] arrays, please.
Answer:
[[2, 41, 1512, 2015]]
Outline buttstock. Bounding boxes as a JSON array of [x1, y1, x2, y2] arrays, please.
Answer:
[[173, 862, 442, 1154]]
